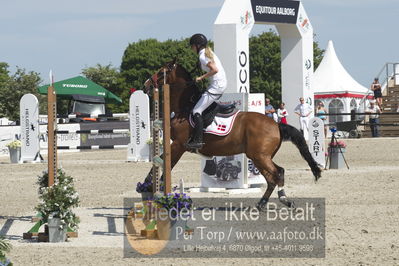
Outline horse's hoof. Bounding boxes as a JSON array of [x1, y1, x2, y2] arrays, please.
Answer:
[[280, 198, 295, 209], [256, 198, 268, 211]]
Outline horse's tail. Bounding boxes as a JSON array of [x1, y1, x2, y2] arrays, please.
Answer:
[[278, 123, 322, 181]]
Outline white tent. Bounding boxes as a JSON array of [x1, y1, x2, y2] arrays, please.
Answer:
[[313, 40, 371, 123]]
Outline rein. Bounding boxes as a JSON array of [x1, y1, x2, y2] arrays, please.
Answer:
[[146, 63, 203, 113]]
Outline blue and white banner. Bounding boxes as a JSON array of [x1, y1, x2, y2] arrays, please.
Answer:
[[127, 90, 150, 162], [20, 94, 40, 162], [308, 117, 325, 168]]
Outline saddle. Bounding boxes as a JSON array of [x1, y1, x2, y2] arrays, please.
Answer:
[[191, 102, 238, 129]]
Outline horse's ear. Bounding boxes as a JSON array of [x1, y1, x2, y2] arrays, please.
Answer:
[[172, 56, 178, 64]]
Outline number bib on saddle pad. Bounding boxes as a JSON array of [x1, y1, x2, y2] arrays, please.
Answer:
[[189, 110, 240, 136]]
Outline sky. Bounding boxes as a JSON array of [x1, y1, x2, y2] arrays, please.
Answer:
[[1, 0, 398, 87]]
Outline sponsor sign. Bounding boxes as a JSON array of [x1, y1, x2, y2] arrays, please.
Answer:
[[201, 93, 248, 189], [20, 94, 40, 162], [127, 91, 150, 162], [308, 117, 325, 168], [80, 121, 129, 146], [247, 93, 266, 184], [39, 124, 80, 151], [252, 0, 300, 24]]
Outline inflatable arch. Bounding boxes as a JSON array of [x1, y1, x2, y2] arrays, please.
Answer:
[[214, 0, 314, 126]]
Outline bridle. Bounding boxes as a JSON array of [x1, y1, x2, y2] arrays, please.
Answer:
[[144, 63, 197, 93], [146, 63, 177, 90]]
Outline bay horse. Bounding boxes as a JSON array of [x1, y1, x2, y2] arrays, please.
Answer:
[[143, 60, 321, 210]]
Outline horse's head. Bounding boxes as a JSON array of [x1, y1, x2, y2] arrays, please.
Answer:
[[143, 59, 199, 114], [143, 59, 179, 95]]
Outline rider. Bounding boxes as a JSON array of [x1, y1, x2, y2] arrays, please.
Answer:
[[187, 33, 227, 149]]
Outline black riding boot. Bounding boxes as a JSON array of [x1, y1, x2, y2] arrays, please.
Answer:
[[187, 113, 204, 149]]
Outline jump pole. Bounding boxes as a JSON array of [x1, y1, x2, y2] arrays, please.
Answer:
[[47, 84, 57, 186], [162, 83, 171, 194], [151, 78, 171, 195]]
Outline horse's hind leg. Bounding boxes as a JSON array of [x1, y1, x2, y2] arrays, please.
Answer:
[[274, 163, 295, 208], [251, 156, 278, 210]]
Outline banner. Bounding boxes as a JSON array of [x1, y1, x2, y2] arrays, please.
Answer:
[[308, 117, 325, 168], [252, 0, 300, 24], [127, 91, 150, 162], [247, 93, 266, 185], [80, 121, 129, 146], [20, 94, 40, 162], [39, 124, 80, 151]]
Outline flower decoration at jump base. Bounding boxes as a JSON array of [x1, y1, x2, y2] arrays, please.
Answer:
[[136, 176, 165, 194], [35, 169, 80, 231], [154, 193, 193, 218], [328, 140, 347, 148], [136, 179, 153, 193], [6, 140, 21, 149]]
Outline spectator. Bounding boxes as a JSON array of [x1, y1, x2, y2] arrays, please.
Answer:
[[371, 78, 383, 108], [316, 102, 328, 137], [277, 102, 288, 124], [366, 100, 382, 137], [264, 98, 275, 119], [294, 97, 313, 140]]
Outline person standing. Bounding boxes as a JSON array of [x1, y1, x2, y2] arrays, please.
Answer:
[[316, 102, 328, 137], [187, 33, 227, 149], [366, 100, 382, 137], [264, 98, 275, 119], [294, 97, 313, 140], [277, 102, 288, 124], [371, 78, 383, 108]]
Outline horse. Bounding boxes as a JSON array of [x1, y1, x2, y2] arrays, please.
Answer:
[[142, 59, 321, 210]]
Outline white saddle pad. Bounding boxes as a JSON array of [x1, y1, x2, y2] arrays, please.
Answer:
[[189, 111, 240, 136]]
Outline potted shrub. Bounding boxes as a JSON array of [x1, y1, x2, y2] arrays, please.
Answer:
[[154, 193, 192, 240], [328, 140, 347, 169], [0, 237, 12, 266], [6, 140, 21, 164], [35, 169, 80, 242]]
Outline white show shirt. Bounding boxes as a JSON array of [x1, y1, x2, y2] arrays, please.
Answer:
[[294, 103, 312, 117], [199, 48, 227, 93]]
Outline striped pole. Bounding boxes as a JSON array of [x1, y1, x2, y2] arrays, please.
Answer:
[[56, 113, 128, 119], [55, 129, 129, 134], [57, 145, 128, 150]]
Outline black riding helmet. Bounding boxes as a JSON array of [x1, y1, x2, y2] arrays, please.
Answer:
[[189, 33, 207, 48]]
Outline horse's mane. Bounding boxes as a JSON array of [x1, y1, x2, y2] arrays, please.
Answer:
[[172, 63, 202, 109]]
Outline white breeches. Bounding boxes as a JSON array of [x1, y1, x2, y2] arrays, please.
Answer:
[[193, 91, 222, 115]]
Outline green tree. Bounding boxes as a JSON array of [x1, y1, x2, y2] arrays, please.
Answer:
[[81, 63, 124, 113], [249, 31, 324, 106], [313, 36, 324, 70], [249, 31, 282, 104], [119, 38, 198, 111], [0, 64, 42, 121]]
